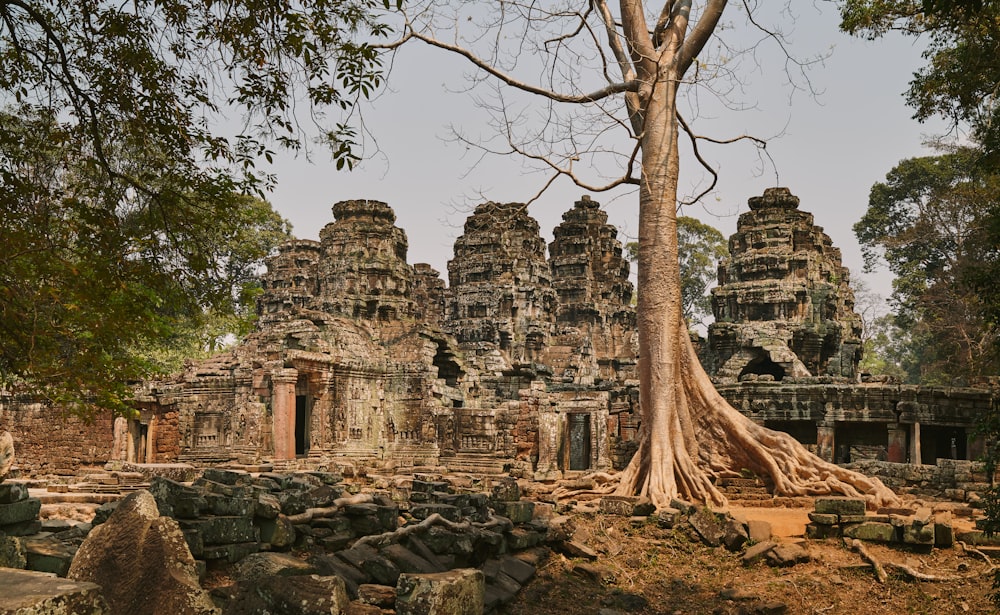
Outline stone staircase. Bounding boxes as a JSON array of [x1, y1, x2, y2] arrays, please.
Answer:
[[718, 476, 776, 507], [442, 452, 511, 476]]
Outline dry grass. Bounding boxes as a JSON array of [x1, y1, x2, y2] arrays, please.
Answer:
[[501, 513, 995, 615]]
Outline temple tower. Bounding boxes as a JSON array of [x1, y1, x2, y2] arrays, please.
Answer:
[[708, 187, 863, 382], [447, 202, 556, 362]]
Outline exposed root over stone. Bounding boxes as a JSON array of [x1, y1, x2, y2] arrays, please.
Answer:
[[284, 493, 373, 524], [552, 326, 898, 512], [353, 513, 512, 549], [850, 538, 997, 583]]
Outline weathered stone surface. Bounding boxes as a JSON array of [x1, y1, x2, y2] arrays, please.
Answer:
[[807, 513, 839, 525], [747, 519, 772, 543], [0, 497, 40, 526], [68, 490, 218, 615], [22, 535, 74, 577], [382, 543, 443, 574], [495, 501, 534, 524], [358, 583, 396, 608], [722, 518, 749, 551], [232, 552, 317, 583], [396, 569, 485, 615], [0, 568, 108, 614], [0, 482, 27, 504], [0, 431, 13, 481], [708, 188, 863, 383], [842, 522, 896, 542], [688, 508, 725, 547], [223, 574, 350, 615], [742, 540, 777, 566], [814, 497, 866, 516], [765, 543, 810, 567], [256, 514, 296, 549], [0, 534, 26, 569]]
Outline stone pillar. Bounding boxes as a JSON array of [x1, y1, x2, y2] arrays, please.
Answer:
[[271, 369, 298, 461], [145, 416, 156, 464], [886, 423, 907, 463], [910, 422, 922, 465], [816, 420, 835, 463], [968, 433, 986, 462]]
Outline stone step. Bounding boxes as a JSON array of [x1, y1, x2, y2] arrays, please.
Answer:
[[717, 477, 765, 488], [728, 499, 777, 508]]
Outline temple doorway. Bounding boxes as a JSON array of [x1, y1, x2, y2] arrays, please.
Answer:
[[295, 395, 310, 457], [568, 413, 592, 471]]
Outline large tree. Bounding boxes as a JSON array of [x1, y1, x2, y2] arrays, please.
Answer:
[[626, 216, 728, 328], [854, 146, 1000, 384], [387, 1, 895, 508], [0, 0, 389, 410]]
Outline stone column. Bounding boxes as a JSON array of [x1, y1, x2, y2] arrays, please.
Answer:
[[910, 422, 922, 464], [816, 420, 835, 463], [271, 369, 298, 461], [145, 416, 157, 464], [886, 423, 907, 463]]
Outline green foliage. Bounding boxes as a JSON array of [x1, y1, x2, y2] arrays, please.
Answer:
[[840, 0, 1000, 158], [626, 216, 728, 326], [0, 108, 291, 413], [853, 146, 1000, 384], [0, 0, 388, 412]]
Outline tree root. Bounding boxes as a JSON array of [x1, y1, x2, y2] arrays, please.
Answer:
[[850, 538, 997, 583], [284, 493, 373, 524], [353, 512, 513, 549]]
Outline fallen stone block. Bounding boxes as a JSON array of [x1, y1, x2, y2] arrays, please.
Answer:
[[0, 482, 28, 504], [227, 574, 350, 615], [814, 497, 866, 516], [256, 514, 296, 549], [382, 543, 443, 574], [723, 518, 749, 551], [0, 534, 26, 569], [807, 513, 839, 525], [742, 540, 776, 566], [747, 519, 772, 543], [765, 543, 810, 567], [495, 500, 535, 524], [0, 496, 40, 526], [843, 522, 896, 543], [805, 523, 840, 540], [656, 507, 682, 529], [411, 503, 462, 522], [598, 495, 653, 517], [0, 568, 108, 614], [688, 508, 724, 547], [22, 534, 74, 577], [233, 552, 318, 583], [358, 583, 396, 609], [201, 541, 259, 563], [396, 569, 485, 615], [554, 539, 599, 561]]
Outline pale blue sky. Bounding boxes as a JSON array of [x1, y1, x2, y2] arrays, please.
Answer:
[[265, 3, 947, 303]]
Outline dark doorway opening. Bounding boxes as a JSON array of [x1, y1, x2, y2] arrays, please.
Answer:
[[921, 426, 966, 463], [739, 355, 785, 381], [295, 395, 309, 456], [568, 413, 592, 471]]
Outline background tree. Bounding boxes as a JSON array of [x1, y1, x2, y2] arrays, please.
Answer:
[[853, 146, 1000, 384], [0, 0, 389, 410], [1, 108, 291, 411], [626, 216, 728, 328], [387, 1, 894, 508]]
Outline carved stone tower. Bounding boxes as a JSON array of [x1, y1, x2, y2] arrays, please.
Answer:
[[317, 199, 414, 321], [258, 239, 322, 323], [447, 202, 556, 362], [708, 187, 863, 382]]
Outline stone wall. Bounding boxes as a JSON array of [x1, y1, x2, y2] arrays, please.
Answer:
[[0, 400, 114, 475]]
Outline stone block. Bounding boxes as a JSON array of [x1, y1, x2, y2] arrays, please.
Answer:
[[201, 468, 250, 486], [382, 543, 442, 574], [255, 492, 281, 519], [358, 583, 397, 609], [805, 523, 840, 539], [1, 519, 41, 536], [935, 521, 954, 547], [396, 569, 485, 615], [204, 493, 253, 517], [232, 551, 318, 583], [411, 503, 462, 522], [181, 515, 258, 546], [201, 541, 258, 563], [814, 497, 866, 516], [656, 508, 681, 529], [495, 501, 534, 524], [598, 495, 652, 517], [0, 568, 108, 614], [0, 482, 28, 504], [0, 497, 40, 526], [902, 523, 934, 546], [22, 535, 74, 577], [256, 514, 296, 549], [843, 522, 896, 542], [688, 508, 724, 547], [741, 540, 776, 566], [498, 555, 535, 585], [723, 518, 748, 551], [422, 527, 474, 557], [0, 534, 26, 569], [765, 543, 810, 567], [807, 513, 839, 525], [491, 478, 520, 503], [505, 527, 543, 551], [747, 519, 772, 543], [243, 574, 351, 615]]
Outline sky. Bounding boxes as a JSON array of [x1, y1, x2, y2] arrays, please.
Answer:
[[264, 3, 948, 303]]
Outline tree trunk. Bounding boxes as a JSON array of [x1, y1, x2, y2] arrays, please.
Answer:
[[613, 58, 897, 511]]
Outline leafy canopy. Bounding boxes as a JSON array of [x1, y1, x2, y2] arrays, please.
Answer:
[[854, 146, 1000, 384], [0, 0, 390, 411]]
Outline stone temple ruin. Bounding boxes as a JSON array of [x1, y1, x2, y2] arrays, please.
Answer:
[[0, 188, 995, 491]]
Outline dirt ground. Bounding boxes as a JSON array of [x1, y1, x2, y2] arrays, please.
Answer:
[[501, 507, 996, 615]]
